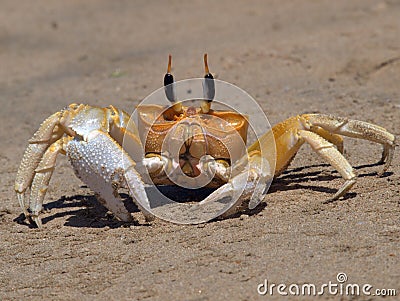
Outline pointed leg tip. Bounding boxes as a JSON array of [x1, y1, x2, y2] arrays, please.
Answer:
[[248, 201, 259, 210], [325, 178, 357, 203], [378, 161, 392, 177], [17, 193, 30, 217], [32, 215, 43, 229], [377, 169, 387, 177], [323, 197, 337, 204]]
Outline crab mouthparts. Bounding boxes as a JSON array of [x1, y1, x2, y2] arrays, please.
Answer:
[[164, 121, 209, 177], [179, 154, 202, 177]]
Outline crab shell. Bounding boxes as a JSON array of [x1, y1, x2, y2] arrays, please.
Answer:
[[137, 104, 249, 163]]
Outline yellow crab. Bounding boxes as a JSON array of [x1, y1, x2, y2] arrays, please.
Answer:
[[15, 55, 396, 228]]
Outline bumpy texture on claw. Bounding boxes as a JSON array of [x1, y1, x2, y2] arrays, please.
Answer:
[[67, 130, 154, 223], [14, 104, 154, 228]]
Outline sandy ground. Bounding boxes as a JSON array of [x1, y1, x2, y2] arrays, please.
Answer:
[[1, 1, 399, 300]]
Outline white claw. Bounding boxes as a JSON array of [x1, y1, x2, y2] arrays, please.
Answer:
[[67, 130, 156, 223], [199, 155, 272, 217], [198, 172, 251, 219]]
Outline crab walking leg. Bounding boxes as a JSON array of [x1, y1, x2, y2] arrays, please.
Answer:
[[297, 130, 357, 200], [251, 126, 356, 201], [15, 112, 64, 216], [309, 126, 344, 154], [303, 114, 396, 175], [67, 130, 155, 223], [275, 127, 356, 200], [28, 138, 69, 228]]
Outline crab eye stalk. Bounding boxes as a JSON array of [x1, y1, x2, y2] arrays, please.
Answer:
[[201, 53, 215, 114], [164, 55, 182, 111], [164, 54, 177, 102], [163, 55, 182, 119]]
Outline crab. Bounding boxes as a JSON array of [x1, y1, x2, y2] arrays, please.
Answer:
[[15, 54, 396, 228]]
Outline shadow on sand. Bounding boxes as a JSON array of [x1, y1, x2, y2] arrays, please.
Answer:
[[14, 161, 392, 228]]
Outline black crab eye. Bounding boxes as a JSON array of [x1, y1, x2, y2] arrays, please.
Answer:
[[164, 54, 176, 103], [203, 53, 215, 102]]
